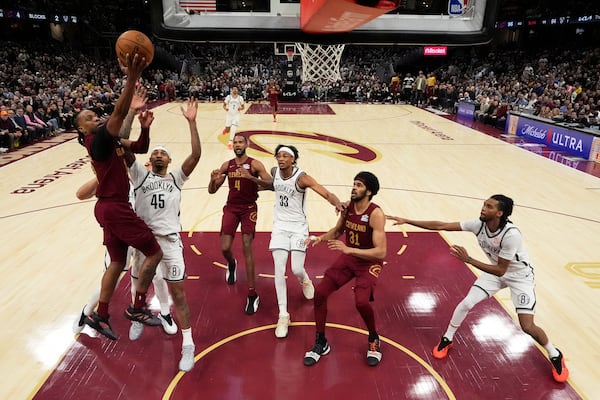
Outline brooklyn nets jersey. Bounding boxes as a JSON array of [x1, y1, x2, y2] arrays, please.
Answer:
[[129, 162, 188, 236], [460, 219, 533, 276], [224, 94, 245, 115], [272, 166, 307, 225]]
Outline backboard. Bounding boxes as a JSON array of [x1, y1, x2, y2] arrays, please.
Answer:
[[151, 0, 498, 45]]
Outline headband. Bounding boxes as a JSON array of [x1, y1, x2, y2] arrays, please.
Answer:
[[151, 145, 171, 158], [277, 146, 295, 157]]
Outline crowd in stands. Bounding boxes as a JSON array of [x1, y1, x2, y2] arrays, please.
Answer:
[[1, 37, 599, 153]]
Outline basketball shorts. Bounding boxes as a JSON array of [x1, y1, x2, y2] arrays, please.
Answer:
[[269, 223, 309, 252], [324, 254, 382, 292], [225, 114, 240, 128], [221, 204, 257, 236], [473, 271, 537, 314], [95, 200, 160, 262], [132, 233, 185, 282]]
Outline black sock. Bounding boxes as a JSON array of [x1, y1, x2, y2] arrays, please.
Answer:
[[316, 332, 326, 344], [368, 332, 379, 342]]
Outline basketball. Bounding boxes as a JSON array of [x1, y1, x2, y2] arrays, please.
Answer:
[[115, 30, 154, 67]]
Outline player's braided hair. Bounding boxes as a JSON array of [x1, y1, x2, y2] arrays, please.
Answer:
[[491, 194, 513, 229]]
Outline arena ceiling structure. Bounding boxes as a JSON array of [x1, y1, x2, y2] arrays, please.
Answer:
[[151, 0, 499, 45]]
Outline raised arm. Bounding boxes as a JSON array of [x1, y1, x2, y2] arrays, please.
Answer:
[[122, 110, 153, 154], [119, 86, 148, 139], [386, 215, 462, 231], [105, 54, 147, 137], [180, 98, 201, 177]]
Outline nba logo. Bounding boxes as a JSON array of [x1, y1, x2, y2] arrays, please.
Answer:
[[448, 0, 468, 16]]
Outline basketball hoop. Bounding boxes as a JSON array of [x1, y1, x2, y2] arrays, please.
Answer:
[[295, 42, 345, 85]]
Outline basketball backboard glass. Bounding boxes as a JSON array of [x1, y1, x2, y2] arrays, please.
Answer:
[[151, 0, 498, 45]]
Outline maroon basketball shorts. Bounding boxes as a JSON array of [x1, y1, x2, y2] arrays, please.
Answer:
[[94, 200, 160, 263], [221, 203, 258, 237]]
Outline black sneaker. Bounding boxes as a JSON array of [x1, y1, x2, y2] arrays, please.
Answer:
[[304, 340, 331, 366], [124, 305, 161, 326], [367, 338, 382, 366], [245, 294, 260, 315], [226, 259, 237, 285], [84, 312, 118, 340]]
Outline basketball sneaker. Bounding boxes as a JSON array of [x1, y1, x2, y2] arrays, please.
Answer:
[[72, 307, 86, 334], [221, 128, 227, 135], [550, 349, 569, 383], [179, 344, 195, 372], [129, 321, 144, 341], [124, 305, 161, 326], [227, 142, 233, 150], [245, 294, 260, 315], [432, 336, 453, 359], [304, 339, 331, 366], [275, 314, 291, 338], [84, 312, 118, 340], [367, 338, 382, 366], [226, 259, 237, 285], [159, 313, 178, 335], [302, 278, 315, 300]]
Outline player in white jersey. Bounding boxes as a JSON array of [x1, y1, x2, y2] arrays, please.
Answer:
[[126, 98, 202, 372], [386, 194, 569, 383], [221, 86, 245, 150], [266, 144, 344, 339]]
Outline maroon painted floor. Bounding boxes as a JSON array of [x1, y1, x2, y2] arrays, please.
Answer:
[[34, 232, 580, 400]]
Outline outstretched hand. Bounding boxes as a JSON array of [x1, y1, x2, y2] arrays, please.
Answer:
[[138, 110, 154, 129], [130, 85, 148, 111], [181, 97, 199, 121], [123, 53, 147, 80], [450, 245, 470, 262], [386, 215, 407, 225]]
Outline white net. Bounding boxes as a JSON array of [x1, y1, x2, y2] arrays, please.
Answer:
[[295, 43, 345, 85]]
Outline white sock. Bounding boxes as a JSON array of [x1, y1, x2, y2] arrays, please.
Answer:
[[182, 328, 194, 347], [544, 342, 559, 358]]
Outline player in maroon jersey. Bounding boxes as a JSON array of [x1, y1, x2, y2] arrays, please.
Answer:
[[208, 133, 272, 314], [267, 80, 281, 122], [74, 53, 162, 339], [303, 171, 387, 367]]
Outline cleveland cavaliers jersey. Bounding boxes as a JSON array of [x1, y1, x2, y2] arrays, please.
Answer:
[[272, 167, 307, 224], [460, 219, 533, 276], [344, 202, 378, 251], [227, 157, 259, 205], [224, 94, 244, 115], [129, 162, 188, 236]]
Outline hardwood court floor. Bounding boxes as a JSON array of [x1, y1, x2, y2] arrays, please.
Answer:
[[1, 101, 599, 399]]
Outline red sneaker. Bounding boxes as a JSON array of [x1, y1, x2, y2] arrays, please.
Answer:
[[432, 336, 453, 359], [550, 349, 569, 383]]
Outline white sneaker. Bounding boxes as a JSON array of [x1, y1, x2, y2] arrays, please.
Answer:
[[275, 315, 291, 338], [179, 344, 195, 372], [158, 313, 178, 335], [129, 321, 144, 341], [302, 278, 315, 300]]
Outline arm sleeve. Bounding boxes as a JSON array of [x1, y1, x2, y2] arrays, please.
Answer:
[[129, 127, 150, 154]]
